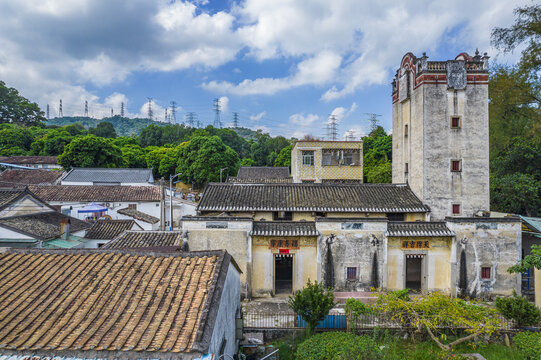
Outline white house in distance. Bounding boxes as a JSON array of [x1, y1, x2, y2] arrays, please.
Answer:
[[29, 185, 163, 230], [0, 156, 60, 169], [61, 168, 154, 186]]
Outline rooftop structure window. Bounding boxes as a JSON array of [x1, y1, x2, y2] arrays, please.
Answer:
[[347, 267, 357, 280], [302, 151, 314, 166], [273, 211, 293, 220], [452, 204, 461, 215], [321, 149, 360, 166], [387, 213, 405, 221], [451, 116, 461, 129], [481, 266, 491, 280], [451, 159, 462, 172]]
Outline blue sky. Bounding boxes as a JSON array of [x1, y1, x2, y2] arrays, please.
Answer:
[[0, 0, 526, 138]]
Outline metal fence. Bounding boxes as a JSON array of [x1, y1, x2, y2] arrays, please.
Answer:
[[243, 311, 519, 331]]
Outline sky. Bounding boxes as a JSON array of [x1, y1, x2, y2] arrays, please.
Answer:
[[0, 0, 528, 139]]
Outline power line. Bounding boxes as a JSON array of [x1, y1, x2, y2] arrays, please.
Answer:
[[364, 113, 382, 132], [326, 115, 338, 141], [147, 97, 153, 121], [213, 98, 222, 128], [170, 101, 177, 124]]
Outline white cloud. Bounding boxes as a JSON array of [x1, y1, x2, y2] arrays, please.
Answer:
[[330, 102, 357, 122], [250, 111, 266, 122], [343, 126, 366, 140], [289, 113, 320, 127], [202, 51, 342, 95], [218, 96, 229, 114]]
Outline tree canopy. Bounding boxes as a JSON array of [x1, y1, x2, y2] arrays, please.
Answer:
[[58, 135, 123, 170], [0, 81, 46, 125]]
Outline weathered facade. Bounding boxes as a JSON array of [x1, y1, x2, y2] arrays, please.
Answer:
[[392, 51, 490, 220], [291, 141, 363, 183]]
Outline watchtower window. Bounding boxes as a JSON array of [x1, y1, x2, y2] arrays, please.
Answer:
[[404, 124, 408, 136], [481, 267, 491, 279], [346, 267, 357, 280], [302, 151, 314, 166], [405, 162, 409, 174], [452, 204, 461, 215], [451, 116, 461, 129], [451, 160, 461, 172]]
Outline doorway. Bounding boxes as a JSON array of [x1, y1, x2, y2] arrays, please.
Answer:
[[406, 256, 423, 291], [275, 254, 293, 294]]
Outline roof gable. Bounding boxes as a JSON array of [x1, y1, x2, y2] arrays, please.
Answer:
[[198, 183, 430, 213], [0, 211, 91, 240]]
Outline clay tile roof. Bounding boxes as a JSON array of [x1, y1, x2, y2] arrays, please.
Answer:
[[198, 183, 430, 213], [227, 176, 293, 183], [0, 156, 58, 165], [117, 207, 160, 224], [387, 221, 455, 237], [102, 230, 183, 249], [0, 249, 233, 355], [84, 219, 139, 240], [0, 169, 64, 186], [62, 168, 153, 184], [236, 167, 290, 179], [0, 188, 26, 209], [0, 212, 91, 240], [28, 185, 161, 202], [251, 221, 319, 237]]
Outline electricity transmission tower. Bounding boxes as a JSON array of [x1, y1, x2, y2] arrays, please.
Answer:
[[170, 101, 177, 124], [84, 100, 89, 117], [364, 113, 382, 132], [58, 99, 63, 118], [164, 108, 168, 123], [186, 112, 196, 127], [326, 115, 338, 141], [345, 130, 356, 141], [147, 98, 153, 121], [111, 108, 113, 117], [120, 102, 125, 117], [213, 98, 222, 128], [232, 112, 239, 128], [46, 104, 49, 120]]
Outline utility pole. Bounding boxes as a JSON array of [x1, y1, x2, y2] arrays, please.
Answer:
[[169, 172, 182, 231], [232, 112, 239, 128], [120, 102, 125, 117], [46, 104, 49, 120], [84, 100, 89, 117], [170, 101, 177, 124], [326, 115, 338, 141], [364, 113, 382, 132], [58, 99, 63, 118], [220, 167, 228, 183], [213, 98, 222, 128], [147, 97, 153, 121]]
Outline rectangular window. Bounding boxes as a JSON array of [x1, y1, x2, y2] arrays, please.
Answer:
[[273, 211, 293, 220], [451, 160, 461, 172], [452, 204, 460, 215], [321, 149, 360, 166], [347, 267, 357, 280], [322, 151, 332, 166], [451, 116, 461, 129], [302, 150, 314, 166], [405, 162, 409, 173], [404, 124, 408, 136], [481, 267, 491, 279], [387, 213, 405, 221]]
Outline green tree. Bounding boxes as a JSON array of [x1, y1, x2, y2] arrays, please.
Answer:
[[138, 124, 164, 147], [121, 144, 146, 168], [58, 135, 122, 170], [175, 136, 240, 186], [274, 145, 293, 167], [365, 160, 392, 183], [89, 122, 117, 138], [146, 146, 170, 178], [240, 158, 256, 167], [492, 4, 541, 74], [158, 144, 185, 179], [0, 125, 33, 154], [495, 291, 541, 327], [508, 244, 541, 273], [288, 280, 335, 335], [0, 81, 46, 125]]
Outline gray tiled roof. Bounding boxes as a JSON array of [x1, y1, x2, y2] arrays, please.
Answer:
[[0, 211, 91, 240], [0, 169, 64, 186], [251, 221, 319, 236], [0, 188, 26, 209], [387, 222, 455, 237], [29, 185, 161, 202], [228, 176, 293, 183], [198, 183, 430, 213], [117, 207, 160, 224], [236, 166, 290, 179], [84, 219, 138, 240], [102, 230, 182, 249], [0, 156, 58, 165], [62, 168, 153, 184]]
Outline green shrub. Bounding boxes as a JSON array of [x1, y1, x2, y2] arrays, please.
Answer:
[[514, 331, 541, 359], [295, 332, 381, 360], [495, 292, 541, 326], [288, 280, 335, 334], [346, 298, 374, 318], [390, 289, 411, 301]]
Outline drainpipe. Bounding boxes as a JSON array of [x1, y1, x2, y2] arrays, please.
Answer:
[[160, 178, 165, 231]]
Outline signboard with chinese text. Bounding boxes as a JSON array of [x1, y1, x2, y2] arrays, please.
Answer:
[[401, 240, 430, 250]]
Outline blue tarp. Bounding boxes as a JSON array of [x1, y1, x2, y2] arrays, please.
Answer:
[[77, 202, 108, 213]]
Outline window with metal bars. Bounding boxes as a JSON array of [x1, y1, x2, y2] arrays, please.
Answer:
[[481, 267, 491, 279], [346, 267, 357, 280]]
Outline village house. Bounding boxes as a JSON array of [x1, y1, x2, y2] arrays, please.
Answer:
[[291, 140, 363, 183], [28, 185, 163, 230], [83, 219, 143, 248], [227, 166, 292, 183], [0, 156, 60, 169], [0, 188, 91, 248], [61, 167, 155, 186], [0, 248, 242, 359], [102, 230, 183, 250], [183, 51, 522, 300]]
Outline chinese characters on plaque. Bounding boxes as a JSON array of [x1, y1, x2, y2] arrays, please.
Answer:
[[401, 240, 430, 250], [269, 239, 299, 249]]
